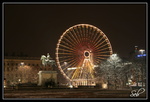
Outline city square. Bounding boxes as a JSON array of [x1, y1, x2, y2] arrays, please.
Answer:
[[4, 88, 146, 99], [3, 2, 147, 100]]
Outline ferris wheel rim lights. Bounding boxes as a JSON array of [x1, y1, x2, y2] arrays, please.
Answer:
[[56, 24, 113, 81]]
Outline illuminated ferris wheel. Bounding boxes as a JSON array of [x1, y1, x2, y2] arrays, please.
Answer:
[[56, 24, 113, 83]]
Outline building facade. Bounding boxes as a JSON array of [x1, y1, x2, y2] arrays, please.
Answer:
[[128, 46, 146, 88], [4, 56, 56, 87]]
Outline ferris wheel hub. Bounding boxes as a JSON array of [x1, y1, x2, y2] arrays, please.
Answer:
[[84, 51, 90, 57]]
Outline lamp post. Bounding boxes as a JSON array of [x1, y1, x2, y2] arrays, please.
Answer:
[[111, 54, 117, 89], [19, 62, 24, 83]]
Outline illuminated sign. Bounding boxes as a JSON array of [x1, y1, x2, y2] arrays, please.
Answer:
[[137, 54, 146, 57]]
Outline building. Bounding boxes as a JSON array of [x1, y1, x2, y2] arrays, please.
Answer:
[[4, 56, 56, 87], [129, 46, 146, 59], [128, 46, 146, 88]]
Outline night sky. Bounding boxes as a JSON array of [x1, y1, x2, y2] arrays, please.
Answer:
[[4, 3, 146, 59]]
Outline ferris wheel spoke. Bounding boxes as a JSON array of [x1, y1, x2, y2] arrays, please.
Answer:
[[94, 39, 108, 49], [81, 26, 85, 42], [82, 25, 86, 40], [58, 56, 75, 63], [85, 26, 90, 42], [73, 27, 82, 43], [59, 44, 76, 51], [72, 28, 81, 44], [93, 34, 103, 47], [80, 25, 84, 36], [85, 25, 89, 38], [62, 37, 76, 48], [97, 47, 110, 52], [58, 48, 75, 53], [60, 62, 78, 72], [70, 29, 80, 44], [57, 52, 74, 55], [93, 34, 105, 48], [97, 38, 108, 46], [91, 30, 100, 44], [77, 26, 85, 43], [95, 52, 109, 57], [58, 55, 74, 58], [94, 41, 108, 51], [95, 42, 109, 50], [63, 63, 77, 72], [59, 57, 76, 64], [90, 27, 100, 42], [65, 32, 78, 47], [66, 58, 80, 67], [86, 25, 91, 37], [59, 58, 73, 63], [67, 30, 79, 45], [94, 59, 103, 64], [87, 26, 92, 38], [60, 57, 79, 69]]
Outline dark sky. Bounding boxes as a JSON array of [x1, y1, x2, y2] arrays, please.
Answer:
[[4, 3, 146, 59]]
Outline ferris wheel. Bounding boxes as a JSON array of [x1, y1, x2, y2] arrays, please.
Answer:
[[56, 24, 113, 82]]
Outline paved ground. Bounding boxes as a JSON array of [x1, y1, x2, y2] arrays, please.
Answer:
[[3, 88, 146, 99]]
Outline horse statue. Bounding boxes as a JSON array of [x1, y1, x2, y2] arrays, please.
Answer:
[[40, 53, 55, 66], [41, 55, 47, 66]]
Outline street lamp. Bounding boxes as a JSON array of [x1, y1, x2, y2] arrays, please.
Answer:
[[111, 54, 117, 59], [20, 62, 25, 66]]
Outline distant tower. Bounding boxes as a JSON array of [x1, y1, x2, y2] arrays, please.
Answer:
[[135, 46, 138, 53], [129, 46, 138, 59], [134, 46, 139, 56]]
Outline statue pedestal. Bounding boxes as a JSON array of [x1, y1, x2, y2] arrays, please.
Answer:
[[38, 71, 57, 86]]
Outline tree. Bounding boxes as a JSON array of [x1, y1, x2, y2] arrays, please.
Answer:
[[95, 54, 124, 89]]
